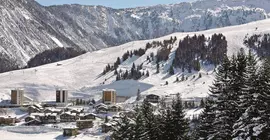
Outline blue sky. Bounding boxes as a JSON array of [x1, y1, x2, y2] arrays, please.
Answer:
[[36, 0, 192, 8]]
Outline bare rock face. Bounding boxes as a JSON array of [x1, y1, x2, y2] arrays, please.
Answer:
[[0, 0, 269, 65]]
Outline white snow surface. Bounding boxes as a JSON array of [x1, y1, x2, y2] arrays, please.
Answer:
[[0, 19, 269, 102], [49, 36, 64, 48]]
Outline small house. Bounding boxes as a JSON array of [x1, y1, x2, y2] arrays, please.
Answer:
[[0, 117, 15, 126], [79, 113, 96, 120], [39, 113, 57, 123], [24, 119, 41, 126], [101, 123, 112, 133], [60, 112, 77, 122], [70, 108, 83, 115], [145, 94, 160, 103], [96, 106, 108, 114], [63, 127, 78, 137], [28, 106, 41, 114], [76, 120, 93, 130], [108, 105, 122, 112], [44, 108, 62, 115]]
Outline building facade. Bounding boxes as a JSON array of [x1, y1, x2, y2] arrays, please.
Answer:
[[11, 89, 24, 105], [56, 90, 68, 103], [102, 89, 116, 104]]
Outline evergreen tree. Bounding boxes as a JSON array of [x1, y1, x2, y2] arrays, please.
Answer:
[[169, 65, 174, 75], [141, 100, 160, 140], [111, 114, 133, 140], [136, 89, 141, 101], [156, 63, 160, 73], [197, 99, 215, 140], [171, 93, 189, 139], [146, 70, 150, 77], [131, 105, 146, 140]]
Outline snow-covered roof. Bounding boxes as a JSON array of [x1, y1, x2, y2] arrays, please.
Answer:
[[103, 89, 116, 92]]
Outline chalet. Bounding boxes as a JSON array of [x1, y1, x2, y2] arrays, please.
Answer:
[[70, 108, 83, 115], [24, 119, 41, 126], [0, 117, 15, 126], [60, 112, 77, 122], [30, 113, 45, 119], [76, 120, 93, 130], [79, 113, 96, 120], [108, 105, 122, 112], [101, 123, 113, 133], [39, 113, 57, 124], [63, 127, 78, 137], [33, 104, 43, 110], [28, 106, 41, 114], [43, 108, 62, 115], [145, 94, 160, 103], [96, 105, 108, 114]]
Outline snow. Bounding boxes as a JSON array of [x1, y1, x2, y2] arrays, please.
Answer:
[[0, 19, 270, 104], [49, 35, 64, 48]]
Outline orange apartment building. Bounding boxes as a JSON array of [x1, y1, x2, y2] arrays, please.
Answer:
[[102, 89, 116, 105], [11, 89, 24, 105]]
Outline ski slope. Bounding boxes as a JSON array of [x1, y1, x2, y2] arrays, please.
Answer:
[[0, 19, 269, 102]]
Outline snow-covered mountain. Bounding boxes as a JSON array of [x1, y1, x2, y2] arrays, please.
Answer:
[[0, 18, 269, 102], [1, 0, 270, 65]]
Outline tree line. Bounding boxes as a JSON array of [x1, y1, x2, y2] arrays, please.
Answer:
[[173, 34, 227, 73], [102, 36, 177, 76], [244, 33, 270, 59], [27, 47, 86, 68]]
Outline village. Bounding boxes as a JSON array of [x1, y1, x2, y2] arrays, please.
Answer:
[[0, 88, 204, 138]]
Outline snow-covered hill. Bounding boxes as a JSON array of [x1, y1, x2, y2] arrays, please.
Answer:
[[1, 0, 270, 65], [0, 19, 269, 102]]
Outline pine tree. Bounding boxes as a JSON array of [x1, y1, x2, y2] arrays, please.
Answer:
[[171, 93, 189, 139], [131, 105, 146, 140], [197, 99, 215, 140], [136, 89, 141, 101], [156, 63, 160, 73], [111, 114, 133, 140], [209, 56, 233, 140], [141, 100, 160, 140], [146, 70, 150, 77], [169, 65, 174, 75]]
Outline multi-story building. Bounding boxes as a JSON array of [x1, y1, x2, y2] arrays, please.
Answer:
[[56, 89, 68, 103], [102, 89, 116, 104], [11, 89, 24, 105]]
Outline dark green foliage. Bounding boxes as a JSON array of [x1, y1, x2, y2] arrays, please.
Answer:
[[27, 47, 86, 68], [169, 65, 174, 75], [0, 53, 19, 73], [173, 34, 227, 71], [244, 33, 270, 59]]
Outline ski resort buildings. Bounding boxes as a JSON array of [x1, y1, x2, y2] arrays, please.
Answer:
[[102, 89, 116, 104], [11, 89, 24, 105]]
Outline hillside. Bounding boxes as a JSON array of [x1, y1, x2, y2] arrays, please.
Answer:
[[0, 0, 270, 66], [0, 19, 269, 102]]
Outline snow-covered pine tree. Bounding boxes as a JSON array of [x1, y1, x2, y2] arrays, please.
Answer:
[[140, 100, 160, 140], [256, 59, 270, 139], [232, 50, 260, 139], [209, 55, 233, 140], [197, 99, 215, 140], [111, 114, 133, 140], [171, 93, 189, 140], [131, 105, 146, 140]]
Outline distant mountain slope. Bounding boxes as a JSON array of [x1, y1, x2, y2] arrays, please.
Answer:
[[0, 19, 269, 102], [0, 0, 269, 66]]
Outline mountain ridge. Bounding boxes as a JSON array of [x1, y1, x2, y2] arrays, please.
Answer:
[[0, 0, 269, 66]]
